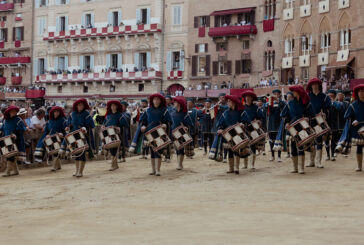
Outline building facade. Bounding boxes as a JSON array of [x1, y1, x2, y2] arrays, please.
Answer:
[[280, 0, 364, 84], [0, 0, 32, 95]]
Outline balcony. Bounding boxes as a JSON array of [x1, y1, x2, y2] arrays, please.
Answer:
[[0, 56, 31, 65], [283, 8, 293, 20], [0, 3, 14, 12], [36, 71, 163, 84], [208, 25, 257, 38], [43, 23, 162, 41], [25, 89, 46, 99], [300, 4, 311, 17], [167, 70, 183, 80], [0, 77, 6, 85], [319, 0, 330, 13], [11, 76, 22, 85]]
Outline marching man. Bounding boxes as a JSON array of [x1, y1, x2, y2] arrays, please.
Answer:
[[171, 97, 194, 170], [0, 106, 26, 177], [34, 106, 67, 171], [103, 100, 129, 171], [216, 95, 243, 174], [138, 93, 172, 176]]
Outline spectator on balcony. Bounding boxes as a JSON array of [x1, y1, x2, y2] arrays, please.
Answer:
[[221, 81, 227, 89], [197, 84, 202, 90], [227, 81, 233, 89], [213, 84, 218, 90], [133, 66, 138, 72]]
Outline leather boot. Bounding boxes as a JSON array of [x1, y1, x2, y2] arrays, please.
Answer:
[[150, 159, 156, 175], [306, 147, 315, 167], [176, 155, 184, 170], [109, 156, 119, 171], [156, 158, 162, 176], [316, 149, 324, 168], [355, 154, 363, 172], [242, 157, 248, 169], [77, 161, 86, 177], [73, 161, 80, 176], [2, 161, 12, 177], [11, 161, 19, 176], [251, 155, 256, 169], [298, 155, 305, 174], [51, 157, 61, 171], [291, 156, 298, 173], [234, 156, 240, 174], [227, 158, 234, 174]]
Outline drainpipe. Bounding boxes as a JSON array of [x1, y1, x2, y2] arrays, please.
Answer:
[[160, 0, 165, 93]]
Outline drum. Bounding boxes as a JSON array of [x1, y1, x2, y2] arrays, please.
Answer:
[[172, 125, 193, 151], [99, 126, 121, 150], [64, 129, 89, 156], [311, 112, 331, 138], [44, 133, 63, 156], [145, 125, 172, 152], [358, 126, 364, 137], [222, 123, 250, 151], [0, 135, 18, 158], [246, 120, 267, 145], [287, 118, 316, 148]]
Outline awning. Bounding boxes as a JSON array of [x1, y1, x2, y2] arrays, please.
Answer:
[[327, 56, 355, 69], [210, 7, 255, 16]]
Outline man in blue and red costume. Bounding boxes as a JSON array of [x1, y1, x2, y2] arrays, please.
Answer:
[[278, 85, 315, 174], [306, 78, 331, 168], [240, 91, 265, 169], [164, 95, 175, 163], [0, 106, 26, 177], [212, 93, 229, 162], [216, 95, 243, 174], [266, 89, 286, 162], [60, 99, 95, 178], [198, 99, 214, 156], [103, 100, 129, 171], [186, 98, 198, 159], [338, 84, 364, 171], [171, 97, 194, 170], [119, 101, 131, 163], [137, 93, 172, 176], [34, 106, 67, 171]]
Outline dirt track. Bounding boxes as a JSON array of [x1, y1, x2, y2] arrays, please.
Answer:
[[1, 149, 364, 245]]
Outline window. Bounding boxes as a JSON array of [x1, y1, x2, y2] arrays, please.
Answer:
[[199, 44, 206, 53], [172, 6, 182, 25], [301, 67, 309, 80], [215, 15, 231, 27], [39, 58, 45, 75], [242, 40, 250, 49], [340, 29, 351, 47], [265, 0, 277, 19], [59, 16, 66, 31], [198, 56, 206, 74], [320, 33, 331, 49], [83, 85, 88, 93], [57, 86, 62, 93], [138, 8, 149, 24], [40, 0, 47, 7], [194, 16, 209, 28], [218, 61, 228, 75], [237, 13, 252, 24], [241, 60, 251, 74], [200, 16, 207, 27], [0, 28, 7, 42], [267, 40, 273, 47], [301, 0, 310, 5], [58, 57, 66, 71], [84, 56, 91, 70], [138, 84, 144, 92], [265, 51, 275, 70], [301, 35, 312, 53], [111, 54, 118, 69], [38, 17, 46, 36], [216, 42, 227, 51], [110, 85, 115, 92], [13, 27, 24, 41], [112, 11, 119, 26], [284, 38, 294, 55], [139, 52, 147, 69], [172, 51, 180, 70], [85, 14, 92, 27], [285, 0, 294, 8]]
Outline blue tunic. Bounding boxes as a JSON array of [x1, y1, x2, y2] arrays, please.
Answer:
[[35, 117, 67, 151], [197, 109, 214, 133], [308, 92, 331, 115], [0, 116, 26, 153], [241, 104, 264, 124], [344, 100, 364, 142], [212, 104, 228, 132], [216, 109, 242, 130], [328, 101, 347, 131], [67, 110, 95, 150], [140, 106, 172, 131], [188, 108, 198, 135], [104, 112, 129, 128], [266, 100, 286, 132], [280, 99, 315, 124], [171, 110, 194, 131]]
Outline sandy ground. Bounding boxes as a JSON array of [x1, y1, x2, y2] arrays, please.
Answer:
[[1, 148, 364, 245]]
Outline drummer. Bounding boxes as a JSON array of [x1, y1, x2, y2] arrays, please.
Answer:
[[140, 99, 150, 159], [216, 95, 243, 174], [164, 95, 175, 163], [306, 78, 331, 168], [212, 93, 228, 162], [280, 85, 315, 174], [267, 89, 286, 162], [139, 93, 172, 176], [342, 85, 364, 171], [103, 100, 129, 171], [198, 99, 214, 156], [34, 106, 67, 171], [171, 97, 194, 170], [240, 91, 265, 169], [186, 98, 198, 159], [119, 101, 131, 163], [60, 99, 95, 178], [0, 106, 26, 177]]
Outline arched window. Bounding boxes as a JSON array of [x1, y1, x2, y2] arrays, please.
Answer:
[[265, 51, 275, 71], [265, 0, 276, 19], [267, 40, 273, 47]]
